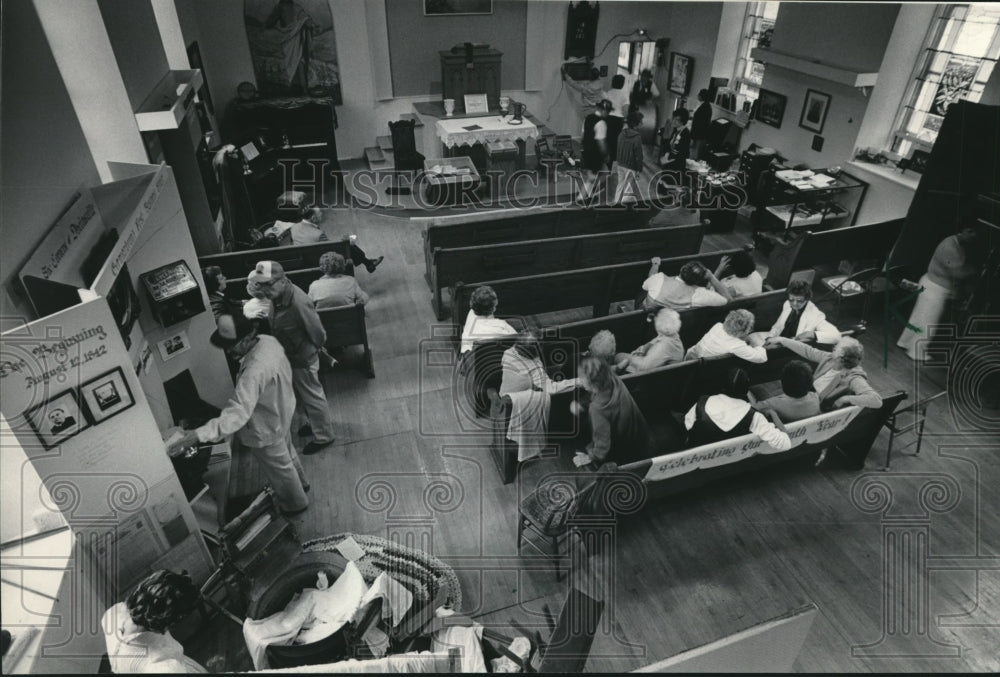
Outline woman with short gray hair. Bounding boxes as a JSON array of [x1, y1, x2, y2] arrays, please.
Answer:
[[770, 335, 882, 410], [685, 309, 767, 363], [308, 251, 369, 309]]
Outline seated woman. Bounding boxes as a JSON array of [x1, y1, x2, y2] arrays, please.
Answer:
[[767, 335, 882, 410], [684, 367, 792, 449], [288, 207, 385, 274], [754, 360, 821, 422], [499, 331, 578, 462], [614, 308, 685, 374], [714, 250, 763, 298], [685, 309, 767, 363], [308, 252, 369, 309], [102, 569, 207, 673], [749, 280, 840, 347], [460, 285, 518, 354], [585, 329, 618, 364], [570, 356, 655, 468], [642, 259, 731, 311]]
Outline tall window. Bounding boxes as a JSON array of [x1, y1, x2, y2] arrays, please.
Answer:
[[732, 2, 780, 103], [891, 3, 1000, 157]]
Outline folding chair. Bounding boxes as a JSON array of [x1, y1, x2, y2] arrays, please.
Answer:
[[882, 390, 947, 470], [819, 266, 882, 325]]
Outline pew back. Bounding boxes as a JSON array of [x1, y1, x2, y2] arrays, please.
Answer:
[[431, 223, 704, 319], [199, 240, 353, 279], [764, 219, 904, 289], [223, 267, 327, 300], [317, 302, 374, 378]]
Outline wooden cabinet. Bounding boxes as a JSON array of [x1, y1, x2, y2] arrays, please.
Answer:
[[440, 48, 502, 113]]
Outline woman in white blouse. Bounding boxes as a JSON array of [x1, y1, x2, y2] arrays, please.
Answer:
[[460, 285, 517, 353], [684, 368, 791, 449]]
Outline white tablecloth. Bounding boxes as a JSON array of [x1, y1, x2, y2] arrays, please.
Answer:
[[435, 115, 538, 149]]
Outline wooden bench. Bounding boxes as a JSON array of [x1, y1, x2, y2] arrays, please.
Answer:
[[423, 203, 685, 281], [431, 222, 705, 319], [488, 341, 893, 484], [222, 267, 334, 299], [451, 248, 744, 339], [764, 218, 904, 289], [318, 302, 375, 378], [199, 240, 354, 279]]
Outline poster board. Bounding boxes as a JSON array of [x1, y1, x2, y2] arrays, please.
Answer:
[[0, 297, 214, 595]]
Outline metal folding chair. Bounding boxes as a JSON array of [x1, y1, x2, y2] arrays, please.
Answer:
[[882, 390, 947, 470]]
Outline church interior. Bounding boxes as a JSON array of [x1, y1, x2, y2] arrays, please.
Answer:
[[1, 0, 999, 673]]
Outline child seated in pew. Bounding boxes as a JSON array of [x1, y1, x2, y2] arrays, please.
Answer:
[[714, 249, 763, 299], [614, 308, 685, 374], [685, 309, 767, 363], [641, 259, 732, 311], [753, 360, 821, 423], [571, 357, 656, 468], [684, 368, 791, 449], [461, 286, 518, 354]]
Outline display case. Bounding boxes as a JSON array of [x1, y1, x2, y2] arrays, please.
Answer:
[[755, 168, 868, 233]]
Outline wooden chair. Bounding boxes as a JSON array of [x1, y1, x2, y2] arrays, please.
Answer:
[[386, 119, 425, 195], [819, 266, 882, 324], [882, 390, 947, 470]]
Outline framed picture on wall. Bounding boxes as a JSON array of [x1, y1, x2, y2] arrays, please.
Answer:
[[799, 89, 832, 134], [424, 0, 492, 16], [756, 88, 788, 128], [24, 389, 91, 450], [79, 367, 135, 424], [667, 52, 693, 95]]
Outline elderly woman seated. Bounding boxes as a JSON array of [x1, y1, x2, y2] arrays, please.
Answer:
[[684, 367, 792, 449], [641, 259, 731, 311], [498, 331, 578, 462], [685, 309, 767, 363], [308, 252, 369, 309], [614, 308, 685, 374], [766, 335, 882, 411], [460, 285, 518, 354], [102, 569, 207, 673], [585, 329, 618, 364]]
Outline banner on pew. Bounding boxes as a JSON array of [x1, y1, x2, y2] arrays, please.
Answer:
[[644, 407, 862, 482]]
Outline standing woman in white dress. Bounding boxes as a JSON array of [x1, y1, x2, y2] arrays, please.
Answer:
[[897, 223, 982, 360]]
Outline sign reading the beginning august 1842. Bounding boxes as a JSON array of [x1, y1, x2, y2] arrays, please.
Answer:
[[644, 407, 862, 482]]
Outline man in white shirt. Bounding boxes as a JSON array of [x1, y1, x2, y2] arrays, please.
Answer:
[[289, 206, 328, 245], [686, 309, 767, 363]]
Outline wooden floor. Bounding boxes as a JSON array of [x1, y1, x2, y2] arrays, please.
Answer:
[[188, 189, 1000, 672]]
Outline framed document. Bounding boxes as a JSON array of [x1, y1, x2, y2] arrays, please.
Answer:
[[464, 94, 489, 114]]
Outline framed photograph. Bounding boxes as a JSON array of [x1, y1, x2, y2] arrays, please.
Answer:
[[424, 0, 492, 16], [157, 331, 191, 362], [668, 52, 693, 96], [24, 389, 90, 450], [799, 89, 832, 134], [756, 88, 788, 128], [79, 367, 135, 424], [463, 93, 489, 115]]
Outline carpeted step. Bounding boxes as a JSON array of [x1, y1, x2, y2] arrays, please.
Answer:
[[365, 146, 393, 171], [376, 135, 393, 152]]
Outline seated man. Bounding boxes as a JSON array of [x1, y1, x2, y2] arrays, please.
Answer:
[[754, 360, 821, 422], [288, 207, 386, 275], [102, 570, 207, 673], [750, 280, 839, 346], [308, 252, 369, 309], [684, 367, 791, 449], [685, 309, 767, 363], [614, 308, 684, 374]]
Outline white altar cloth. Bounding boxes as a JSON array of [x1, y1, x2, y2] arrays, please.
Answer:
[[435, 115, 538, 149]]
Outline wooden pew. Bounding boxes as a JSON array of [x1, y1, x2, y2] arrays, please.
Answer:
[[422, 204, 669, 282], [432, 222, 704, 319], [488, 340, 894, 483], [222, 267, 331, 299], [764, 218, 904, 289], [317, 302, 374, 378], [451, 248, 743, 339], [199, 240, 353, 279]]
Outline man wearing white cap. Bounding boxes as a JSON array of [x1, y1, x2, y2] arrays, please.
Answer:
[[248, 260, 336, 455]]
